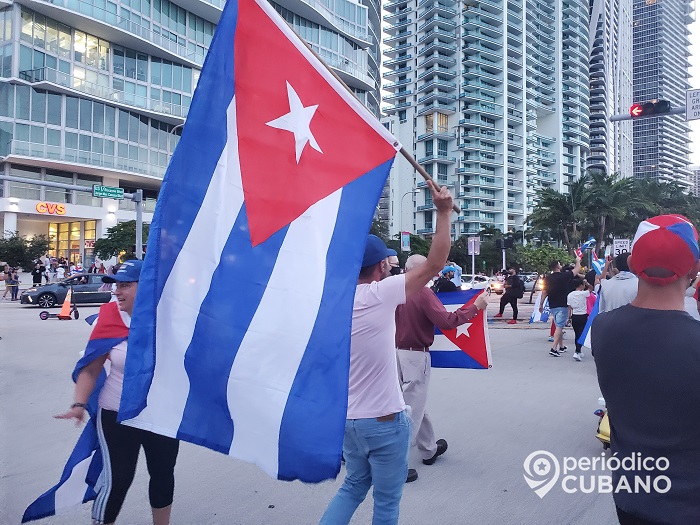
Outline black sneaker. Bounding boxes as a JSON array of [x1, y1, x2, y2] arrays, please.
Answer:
[[422, 439, 448, 465], [406, 469, 418, 483], [559, 346, 567, 353], [549, 348, 561, 357]]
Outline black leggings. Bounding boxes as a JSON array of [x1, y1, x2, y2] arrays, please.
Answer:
[[498, 294, 518, 320], [94, 409, 179, 524], [571, 314, 588, 353]]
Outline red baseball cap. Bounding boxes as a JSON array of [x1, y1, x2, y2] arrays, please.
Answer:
[[629, 215, 699, 285]]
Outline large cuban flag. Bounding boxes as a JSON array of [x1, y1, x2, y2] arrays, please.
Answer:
[[529, 291, 550, 323], [578, 294, 600, 349], [117, 0, 400, 483], [429, 290, 492, 369]]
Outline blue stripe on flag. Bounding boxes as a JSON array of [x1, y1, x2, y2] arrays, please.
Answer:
[[176, 206, 289, 453], [277, 160, 392, 482], [121, 0, 239, 420], [430, 350, 484, 369]]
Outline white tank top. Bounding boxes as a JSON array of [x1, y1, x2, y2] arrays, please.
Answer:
[[98, 341, 127, 411]]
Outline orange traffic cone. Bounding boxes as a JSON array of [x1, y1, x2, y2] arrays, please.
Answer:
[[57, 287, 73, 320]]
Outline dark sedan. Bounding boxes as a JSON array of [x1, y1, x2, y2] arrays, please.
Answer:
[[20, 275, 112, 308]]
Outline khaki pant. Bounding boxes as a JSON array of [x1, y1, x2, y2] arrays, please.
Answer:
[[397, 349, 437, 463]]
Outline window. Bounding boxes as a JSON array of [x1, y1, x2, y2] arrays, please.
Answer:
[[425, 114, 434, 133], [437, 139, 448, 157], [425, 140, 433, 157], [437, 113, 448, 133]]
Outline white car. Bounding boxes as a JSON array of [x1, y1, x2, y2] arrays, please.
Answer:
[[461, 274, 491, 292]]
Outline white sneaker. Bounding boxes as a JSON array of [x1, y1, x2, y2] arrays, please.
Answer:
[[573, 352, 582, 362]]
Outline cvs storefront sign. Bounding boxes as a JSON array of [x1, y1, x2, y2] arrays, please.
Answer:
[[35, 202, 67, 215]]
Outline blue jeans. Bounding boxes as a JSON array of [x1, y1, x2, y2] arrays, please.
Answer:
[[551, 307, 568, 328], [320, 411, 410, 525]]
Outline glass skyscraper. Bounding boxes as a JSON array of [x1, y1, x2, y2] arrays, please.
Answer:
[[632, 0, 694, 186], [0, 0, 380, 264], [383, 0, 590, 239]]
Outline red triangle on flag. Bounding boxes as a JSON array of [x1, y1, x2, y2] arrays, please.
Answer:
[[439, 310, 489, 369], [234, 0, 398, 246]]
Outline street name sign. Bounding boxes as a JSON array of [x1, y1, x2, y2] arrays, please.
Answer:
[[93, 185, 125, 200]]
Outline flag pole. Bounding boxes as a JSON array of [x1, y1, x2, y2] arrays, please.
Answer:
[[296, 37, 461, 214]]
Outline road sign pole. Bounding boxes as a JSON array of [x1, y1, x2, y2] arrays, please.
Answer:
[[135, 189, 143, 260]]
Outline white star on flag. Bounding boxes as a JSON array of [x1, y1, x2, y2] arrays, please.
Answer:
[[266, 81, 323, 163], [456, 323, 472, 338]]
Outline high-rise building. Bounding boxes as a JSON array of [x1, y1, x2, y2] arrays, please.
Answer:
[[587, 0, 633, 175], [690, 165, 700, 197], [0, 0, 381, 264], [383, 0, 590, 240], [632, 0, 694, 186]]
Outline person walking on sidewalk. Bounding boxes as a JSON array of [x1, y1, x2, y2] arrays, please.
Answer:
[[540, 256, 582, 356], [567, 277, 590, 361], [494, 267, 523, 324], [396, 254, 488, 483]]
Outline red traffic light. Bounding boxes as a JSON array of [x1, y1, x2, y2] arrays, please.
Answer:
[[630, 100, 672, 118]]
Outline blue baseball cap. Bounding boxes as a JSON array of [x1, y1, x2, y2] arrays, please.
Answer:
[[362, 235, 392, 268], [442, 265, 457, 275], [387, 248, 398, 257], [102, 260, 143, 283]]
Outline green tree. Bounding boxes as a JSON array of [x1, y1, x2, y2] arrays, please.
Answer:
[[0, 232, 51, 270], [94, 221, 149, 262], [369, 218, 389, 242], [516, 244, 572, 275], [387, 234, 431, 267]]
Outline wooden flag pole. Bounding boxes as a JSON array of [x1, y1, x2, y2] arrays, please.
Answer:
[[296, 37, 461, 214]]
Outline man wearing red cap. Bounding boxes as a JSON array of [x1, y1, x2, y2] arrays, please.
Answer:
[[593, 215, 700, 525]]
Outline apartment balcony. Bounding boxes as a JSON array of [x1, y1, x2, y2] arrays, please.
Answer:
[[463, 6, 503, 25], [417, 130, 455, 141], [383, 7, 412, 22], [417, 27, 457, 45], [418, 41, 458, 57], [463, 102, 502, 118], [416, 65, 457, 81], [464, 0, 503, 13], [4, 139, 165, 180], [462, 66, 501, 82], [417, 79, 457, 93], [18, 67, 187, 124], [459, 189, 503, 200], [462, 18, 502, 38], [416, 203, 436, 211], [417, 91, 457, 104], [417, 227, 435, 234], [385, 0, 410, 9], [459, 90, 500, 106], [416, 101, 457, 115], [417, 154, 457, 163], [418, 14, 458, 32], [29, 0, 205, 67], [383, 42, 412, 58], [383, 31, 413, 44], [383, 101, 412, 113], [385, 18, 413, 34], [457, 141, 498, 154], [417, 53, 457, 68], [463, 30, 501, 47], [382, 90, 412, 102], [382, 78, 412, 90], [462, 55, 503, 75], [418, 3, 458, 21], [384, 55, 413, 67]]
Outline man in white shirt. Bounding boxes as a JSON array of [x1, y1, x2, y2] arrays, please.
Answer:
[[320, 181, 454, 525], [599, 252, 638, 313]]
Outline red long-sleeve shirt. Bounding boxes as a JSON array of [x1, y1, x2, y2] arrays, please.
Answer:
[[395, 286, 478, 349]]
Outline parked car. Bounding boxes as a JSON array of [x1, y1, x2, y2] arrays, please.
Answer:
[[522, 275, 545, 292], [20, 275, 112, 308], [489, 277, 505, 295], [461, 274, 491, 292]]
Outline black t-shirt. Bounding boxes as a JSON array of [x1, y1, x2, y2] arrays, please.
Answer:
[[544, 270, 573, 308], [593, 305, 700, 523], [504, 274, 522, 297], [31, 268, 43, 282]]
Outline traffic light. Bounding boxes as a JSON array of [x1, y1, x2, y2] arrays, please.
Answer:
[[629, 100, 671, 118], [504, 237, 514, 249]]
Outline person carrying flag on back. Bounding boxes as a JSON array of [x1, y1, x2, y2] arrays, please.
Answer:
[[320, 181, 454, 525], [593, 215, 700, 524], [54, 260, 180, 525], [395, 254, 488, 483]]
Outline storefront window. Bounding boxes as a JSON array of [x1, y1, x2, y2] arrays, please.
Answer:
[[84, 220, 96, 266]]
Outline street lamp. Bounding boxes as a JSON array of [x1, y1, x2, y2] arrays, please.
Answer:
[[167, 122, 185, 164], [400, 189, 420, 233]]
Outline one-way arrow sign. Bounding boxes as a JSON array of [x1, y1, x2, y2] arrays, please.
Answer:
[[630, 104, 643, 117]]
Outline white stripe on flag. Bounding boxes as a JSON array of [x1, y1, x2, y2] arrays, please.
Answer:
[[53, 452, 95, 513], [124, 97, 245, 435], [227, 188, 342, 476], [432, 333, 461, 351]]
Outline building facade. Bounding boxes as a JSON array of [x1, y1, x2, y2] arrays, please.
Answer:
[[0, 0, 380, 265], [587, 0, 633, 176], [632, 0, 693, 186], [690, 165, 700, 197], [383, 0, 590, 240]]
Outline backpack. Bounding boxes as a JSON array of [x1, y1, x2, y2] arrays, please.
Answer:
[[514, 277, 525, 299]]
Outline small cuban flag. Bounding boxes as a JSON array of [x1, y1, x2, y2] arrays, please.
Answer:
[[117, 0, 401, 484], [529, 291, 550, 323], [578, 294, 601, 349], [592, 256, 606, 275], [429, 290, 491, 369], [575, 236, 597, 258]]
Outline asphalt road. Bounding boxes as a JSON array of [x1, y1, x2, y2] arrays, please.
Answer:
[[0, 296, 618, 525]]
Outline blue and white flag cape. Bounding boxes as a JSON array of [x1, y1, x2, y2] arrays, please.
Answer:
[[23, 303, 129, 522], [578, 294, 600, 349], [529, 292, 550, 323], [118, 0, 400, 483]]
